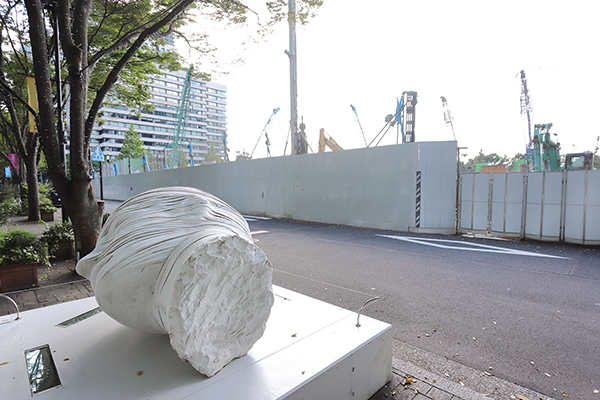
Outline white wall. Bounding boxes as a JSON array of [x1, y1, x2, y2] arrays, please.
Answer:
[[95, 142, 458, 234], [460, 170, 600, 245]]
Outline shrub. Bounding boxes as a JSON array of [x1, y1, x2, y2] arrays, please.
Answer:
[[0, 228, 49, 266], [41, 221, 74, 255]]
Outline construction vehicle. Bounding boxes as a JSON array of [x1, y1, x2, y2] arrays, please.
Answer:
[[564, 152, 594, 171], [533, 123, 561, 172], [318, 128, 343, 152]]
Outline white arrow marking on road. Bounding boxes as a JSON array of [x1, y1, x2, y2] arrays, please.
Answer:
[[243, 215, 272, 220], [377, 235, 570, 259]]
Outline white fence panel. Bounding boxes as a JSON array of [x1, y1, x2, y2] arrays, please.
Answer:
[[490, 173, 507, 234], [584, 171, 600, 243], [540, 172, 562, 241], [505, 173, 525, 235], [525, 173, 543, 240], [472, 174, 490, 232], [460, 174, 474, 230], [564, 171, 586, 243]]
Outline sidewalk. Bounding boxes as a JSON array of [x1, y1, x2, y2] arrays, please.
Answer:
[[1, 212, 95, 316], [0, 212, 552, 400]]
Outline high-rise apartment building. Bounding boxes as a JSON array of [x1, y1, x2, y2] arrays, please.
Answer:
[[92, 69, 227, 166]]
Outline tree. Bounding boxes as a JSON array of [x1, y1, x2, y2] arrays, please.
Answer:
[[19, 0, 322, 256], [461, 150, 508, 173], [0, 8, 43, 221], [204, 145, 223, 163], [116, 124, 145, 160]]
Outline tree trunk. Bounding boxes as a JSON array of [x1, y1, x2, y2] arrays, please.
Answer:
[[63, 179, 103, 257], [24, 155, 40, 221]]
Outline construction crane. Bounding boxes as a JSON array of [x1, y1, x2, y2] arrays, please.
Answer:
[[519, 70, 534, 168], [440, 96, 456, 141], [168, 67, 193, 169], [533, 123, 561, 172], [251, 108, 280, 158], [350, 104, 368, 147], [318, 128, 343, 152]]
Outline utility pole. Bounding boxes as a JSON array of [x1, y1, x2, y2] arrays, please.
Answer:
[[285, 0, 300, 155]]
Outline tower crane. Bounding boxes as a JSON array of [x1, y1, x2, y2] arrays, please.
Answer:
[[519, 70, 534, 167], [440, 96, 456, 141], [168, 67, 193, 169], [251, 108, 280, 158]]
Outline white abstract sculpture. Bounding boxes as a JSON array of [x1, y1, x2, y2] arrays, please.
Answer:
[[77, 187, 274, 376]]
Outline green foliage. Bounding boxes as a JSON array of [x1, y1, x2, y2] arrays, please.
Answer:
[[0, 184, 21, 224], [0, 198, 20, 226], [39, 196, 57, 214], [0, 228, 49, 266], [265, 0, 324, 25], [20, 182, 55, 214], [41, 221, 73, 255], [462, 150, 509, 173], [116, 124, 146, 160], [204, 146, 223, 163]]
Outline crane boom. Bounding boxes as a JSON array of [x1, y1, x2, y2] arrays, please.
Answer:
[[440, 96, 456, 141], [251, 108, 280, 158], [350, 104, 368, 147], [519, 70, 535, 168], [168, 67, 193, 168]]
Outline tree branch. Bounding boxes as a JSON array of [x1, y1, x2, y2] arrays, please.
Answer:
[[85, 0, 196, 142]]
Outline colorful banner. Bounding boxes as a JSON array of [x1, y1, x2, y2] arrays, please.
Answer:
[[8, 153, 18, 172], [26, 77, 39, 133]]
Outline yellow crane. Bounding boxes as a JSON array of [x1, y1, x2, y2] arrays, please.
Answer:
[[318, 128, 343, 152]]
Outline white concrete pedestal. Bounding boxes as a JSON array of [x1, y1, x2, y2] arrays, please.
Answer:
[[0, 286, 392, 399]]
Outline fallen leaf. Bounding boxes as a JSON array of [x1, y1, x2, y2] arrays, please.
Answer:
[[302, 371, 305, 375], [561, 392, 569, 397], [63, 358, 69, 362], [137, 371, 143, 376], [0, 361, 10, 366], [291, 333, 297, 337], [515, 394, 530, 400], [402, 378, 414, 386]]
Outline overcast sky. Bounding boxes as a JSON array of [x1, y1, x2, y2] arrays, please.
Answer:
[[184, 0, 600, 161]]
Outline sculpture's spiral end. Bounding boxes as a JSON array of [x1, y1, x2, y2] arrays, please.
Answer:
[[167, 235, 274, 377]]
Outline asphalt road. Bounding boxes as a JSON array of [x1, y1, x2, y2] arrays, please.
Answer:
[[246, 216, 600, 400]]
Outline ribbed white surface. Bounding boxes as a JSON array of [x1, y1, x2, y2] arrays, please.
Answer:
[[77, 187, 274, 376]]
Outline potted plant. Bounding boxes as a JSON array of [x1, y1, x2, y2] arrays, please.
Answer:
[[41, 221, 74, 261], [0, 228, 49, 292], [39, 197, 57, 222]]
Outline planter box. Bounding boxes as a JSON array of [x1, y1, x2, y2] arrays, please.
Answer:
[[0, 262, 38, 293], [41, 212, 55, 222], [51, 240, 74, 261]]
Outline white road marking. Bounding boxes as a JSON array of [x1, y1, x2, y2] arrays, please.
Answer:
[[377, 235, 570, 259], [251, 230, 269, 235], [243, 215, 272, 220]]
